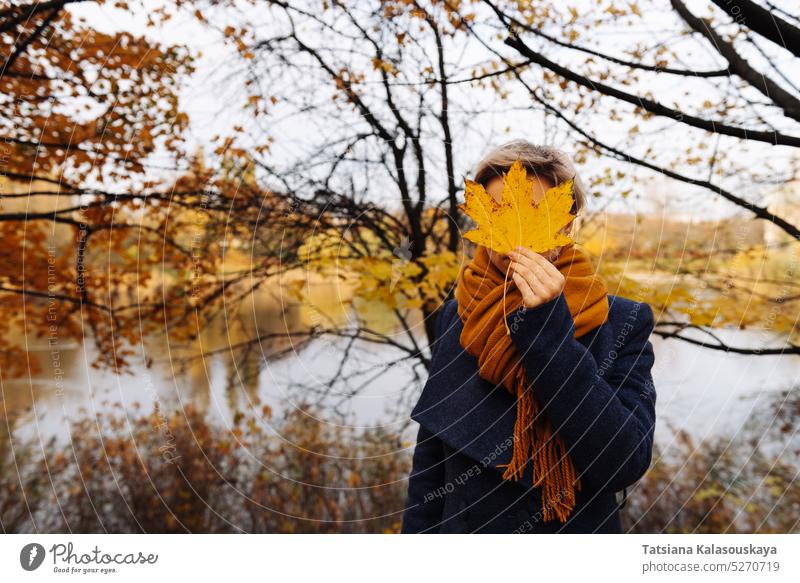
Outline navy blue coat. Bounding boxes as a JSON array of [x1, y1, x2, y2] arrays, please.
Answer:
[[401, 292, 656, 533]]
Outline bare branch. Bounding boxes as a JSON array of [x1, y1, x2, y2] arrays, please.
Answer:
[[672, 0, 800, 122], [710, 0, 800, 57]]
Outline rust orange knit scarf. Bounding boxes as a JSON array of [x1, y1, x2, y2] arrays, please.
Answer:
[[454, 243, 609, 523]]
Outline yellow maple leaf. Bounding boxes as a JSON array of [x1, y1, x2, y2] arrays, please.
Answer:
[[459, 159, 576, 254]]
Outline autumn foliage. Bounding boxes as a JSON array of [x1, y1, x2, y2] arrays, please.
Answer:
[[0, 401, 408, 533]]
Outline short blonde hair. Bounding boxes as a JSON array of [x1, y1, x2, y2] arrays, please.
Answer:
[[472, 139, 587, 215]]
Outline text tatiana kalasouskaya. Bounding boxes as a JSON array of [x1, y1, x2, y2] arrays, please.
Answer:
[[642, 544, 777, 558]]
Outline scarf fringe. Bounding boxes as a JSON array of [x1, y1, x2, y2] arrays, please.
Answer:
[[495, 370, 583, 524]]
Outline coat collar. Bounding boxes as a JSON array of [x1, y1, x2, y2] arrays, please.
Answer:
[[410, 295, 622, 492]]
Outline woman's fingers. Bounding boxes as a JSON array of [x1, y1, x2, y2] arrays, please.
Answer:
[[509, 258, 543, 288], [512, 261, 557, 300], [509, 251, 556, 289], [509, 259, 549, 307], [508, 246, 566, 307], [511, 271, 540, 307], [514, 247, 565, 284], [518, 247, 560, 278], [529, 251, 563, 281]]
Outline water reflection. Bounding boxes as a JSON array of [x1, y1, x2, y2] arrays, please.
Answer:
[[2, 282, 797, 456], [1, 273, 427, 447]]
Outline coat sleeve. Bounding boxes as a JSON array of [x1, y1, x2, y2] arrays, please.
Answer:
[[508, 293, 657, 493], [400, 301, 454, 533]]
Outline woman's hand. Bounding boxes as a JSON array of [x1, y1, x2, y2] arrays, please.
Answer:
[[507, 246, 565, 309]]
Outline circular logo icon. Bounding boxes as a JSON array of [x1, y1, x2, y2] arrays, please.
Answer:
[[20, 543, 46, 571]]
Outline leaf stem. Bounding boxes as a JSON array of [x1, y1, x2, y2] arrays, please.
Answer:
[[504, 259, 512, 336]]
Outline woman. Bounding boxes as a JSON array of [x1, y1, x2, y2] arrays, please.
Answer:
[[400, 140, 657, 534]]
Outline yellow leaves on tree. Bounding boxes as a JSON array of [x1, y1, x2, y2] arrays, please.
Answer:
[[460, 159, 576, 254], [358, 251, 460, 311], [290, 228, 460, 314]]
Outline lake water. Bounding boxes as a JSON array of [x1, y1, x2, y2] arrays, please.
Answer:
[[3, 321, 798, 455]]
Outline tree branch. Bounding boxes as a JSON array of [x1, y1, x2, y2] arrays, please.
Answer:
[[672, 0, 800, 122], [653, 326, 800, 355], [502, 33, 800, 147], [710, 0, 800, 58]]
